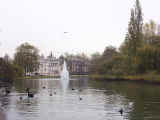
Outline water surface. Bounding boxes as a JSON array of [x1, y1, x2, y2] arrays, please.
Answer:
[[0, 77, 160, 120]]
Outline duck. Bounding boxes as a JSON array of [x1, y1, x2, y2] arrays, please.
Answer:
[[49, 93, 53, 96], [28, 92, 34, 98], [79, 97, 82, 100], [19, 96, 23, 100], [72, 88, 75, 90], [42, 86, 46, 89], [5, 88, 10, 95], [119, 108, 123, 116], [26, 88, 34, 98]]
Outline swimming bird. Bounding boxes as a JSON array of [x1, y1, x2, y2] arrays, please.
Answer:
[[42, 86, 46, 89], [28, 92, 34, 98], [79, 89, 82, 92], [19, 96, 23, 100], [72, 88, 75, 90], [119, 108, 123, 116], [49, 93, 52, 96], [26, 88, 34, 98], [5, 88, 10, 95], [79, 97, 82, 100]]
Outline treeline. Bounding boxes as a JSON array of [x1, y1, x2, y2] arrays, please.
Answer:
[[0, 56, 23, 83], [0, 42, 39, 82], [90, 0, 160, 76], [0, 42, 89, 82]]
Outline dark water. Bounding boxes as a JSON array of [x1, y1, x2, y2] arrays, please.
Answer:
[[0, 77, 160, 120]]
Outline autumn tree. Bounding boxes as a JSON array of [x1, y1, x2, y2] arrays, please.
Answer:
[[89, 52, 101, 74], [120, 0, 143, 74], [0, 58, 14, 82], [14, 42, 40, 75]]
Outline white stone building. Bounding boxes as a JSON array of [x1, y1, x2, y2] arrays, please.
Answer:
[[37, 53, 60, 76]]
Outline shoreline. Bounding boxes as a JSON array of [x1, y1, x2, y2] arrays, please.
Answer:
[[21, 75, 60, 79], [89, 74, 160, 85], [17, 74, 89, 80]]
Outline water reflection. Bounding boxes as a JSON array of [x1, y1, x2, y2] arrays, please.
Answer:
[[0, 77, 160, 120], [89, 80, 160, 120]]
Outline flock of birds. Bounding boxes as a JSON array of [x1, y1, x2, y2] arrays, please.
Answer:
[[0, 87, 124, 116], [19, 87, 83, 101]]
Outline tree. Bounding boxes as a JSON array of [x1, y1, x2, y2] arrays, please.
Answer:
[[12, 64, 24, 78], [14, 42, 40, 75], [136, 44, 160, 73], [4, 54, 11, 63], [143, 20, 156, 37], [0, 58, 14, 82], [126, 0, 143, 56], [142, 20, 160, 47], [120, 0, 143, 74], [89, 52, 101, 74], [102, 46, 118, 60]]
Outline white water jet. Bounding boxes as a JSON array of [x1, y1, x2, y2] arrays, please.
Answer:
[[60, 61, 69, 91]]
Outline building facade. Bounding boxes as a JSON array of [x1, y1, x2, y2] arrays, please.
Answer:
[[67, 57, 89, 75], [37, 53, 89, 76], [37, 53, 60, 76]]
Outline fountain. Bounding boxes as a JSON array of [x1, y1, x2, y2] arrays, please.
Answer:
[[60, 60, 69, 91]]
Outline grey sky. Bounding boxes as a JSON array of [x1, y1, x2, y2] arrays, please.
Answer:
[[0, 0, 159, 57]]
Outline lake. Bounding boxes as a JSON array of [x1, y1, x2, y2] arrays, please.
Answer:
[[0, 76, 160, 120]]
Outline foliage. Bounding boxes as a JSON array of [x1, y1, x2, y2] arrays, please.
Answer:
[[137, 44, 160, 73], [0, 58, 14, 82], [143, 20, 156, 38], [90, 0, 160, 77], [0, 57, 24, 82], [89, 46, 124, 75], [64, 52, 89, 60], [102, 46, 118, 60], [89, 52, 101, 74], [120, 0, 143, 74], [14, 42, 40, 75], [12, 64, 24, 78]]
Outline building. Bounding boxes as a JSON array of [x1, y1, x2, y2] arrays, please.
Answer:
[[37, 53, 89, 76], [37, 53, 60, 76], [59, 56, 89, 75]]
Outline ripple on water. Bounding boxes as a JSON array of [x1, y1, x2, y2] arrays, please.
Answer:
[[2, 78, 160, 120]]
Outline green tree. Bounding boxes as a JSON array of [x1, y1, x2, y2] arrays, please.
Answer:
[[120, 0, 143, 74], [137, 45, 160, 73], [12, 64, 24, 78], [0, 58, 14, 82], [89, 52, 101, 74], [102, 46, 118, 60], [143, 20, 156, 37], [125, 0, 143, 56], [14, 42, 40, 75]]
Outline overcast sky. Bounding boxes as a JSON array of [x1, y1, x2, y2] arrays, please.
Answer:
[[0, 0, 159, 57]]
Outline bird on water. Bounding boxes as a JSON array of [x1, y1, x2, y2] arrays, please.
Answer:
[[79, 97, 82, 100], [119, 108, 123, 116], [26, 88, 34, 98]]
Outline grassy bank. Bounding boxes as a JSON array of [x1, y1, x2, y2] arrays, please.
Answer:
[[19, 74, 88, 80], [20, 75, 60, 80], [90, 73, 160, 84]]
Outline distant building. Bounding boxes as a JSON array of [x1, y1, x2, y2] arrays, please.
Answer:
[[37, 53, 60, 76], [66, 57, 89, 75], [37, 53, 89, 76]]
